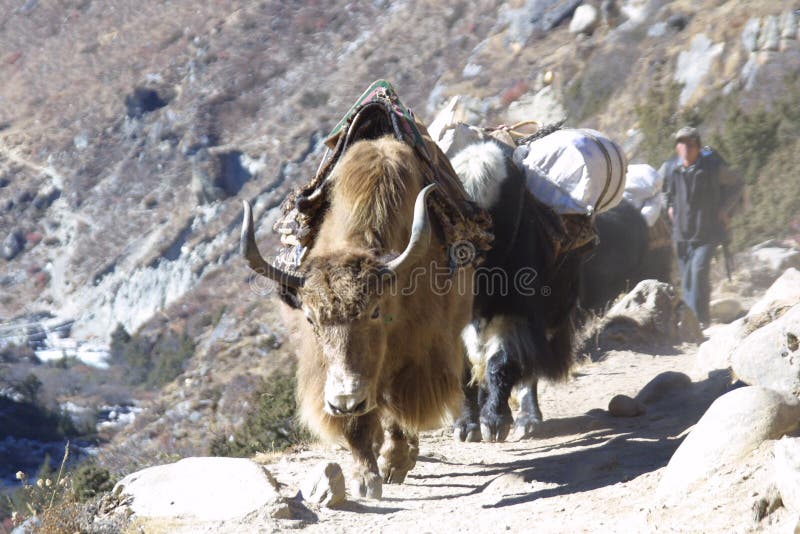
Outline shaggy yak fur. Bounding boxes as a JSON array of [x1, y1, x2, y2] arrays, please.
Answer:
[[450, 141, 584, 442], [279, 137, 472, 498], [579, 199, 674, 313]]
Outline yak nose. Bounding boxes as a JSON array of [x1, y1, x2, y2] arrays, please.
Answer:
[[326, 394, 368, 416], [325, 380, 369, 416]]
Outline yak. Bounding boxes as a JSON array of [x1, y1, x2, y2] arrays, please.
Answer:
[[579, 199, 674, 313], [450, 142, 585, 442], [241, 136, 473, 499]]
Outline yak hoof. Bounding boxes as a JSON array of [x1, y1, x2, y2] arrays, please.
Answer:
[[480, 413, 513, 443], [378, 439, 416, 484], [350, 470, 382, 500], [510, 414, 542, 441], [453, 422, 482, 443]]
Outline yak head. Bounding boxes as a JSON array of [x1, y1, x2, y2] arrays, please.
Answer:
[[240, 184, 436, 417]]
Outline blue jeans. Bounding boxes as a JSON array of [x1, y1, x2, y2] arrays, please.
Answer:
[[676, 242, 717, 325]]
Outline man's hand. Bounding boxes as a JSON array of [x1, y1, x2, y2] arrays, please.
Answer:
[[668, 206, 674, 222]]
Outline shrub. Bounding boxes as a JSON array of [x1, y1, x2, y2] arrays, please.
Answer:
[[210, 371, 310, 457], [109, 323, 195, 389]]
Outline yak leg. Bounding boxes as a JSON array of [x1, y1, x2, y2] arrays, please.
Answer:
[[343, 412, 383, 499], [378, 421, 419, 484], [512, 376, 543, 440], [453, 359, 483, 442], [480, 349, 520, 442]]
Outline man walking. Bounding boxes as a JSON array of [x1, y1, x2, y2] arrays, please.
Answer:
[[661, 126, 743, 327]]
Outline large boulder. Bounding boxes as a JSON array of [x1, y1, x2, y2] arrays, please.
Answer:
[[774, 437, 800, 515], [657, 387, 800, 499], [114, 457, 284, 522], [697, 269, 800, 375], [731, 304, 800, 397], [579, 280, 703, 355], [748, 268, 800, 317]]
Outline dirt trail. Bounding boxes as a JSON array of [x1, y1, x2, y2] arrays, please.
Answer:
[[253, 346, 765, 534]]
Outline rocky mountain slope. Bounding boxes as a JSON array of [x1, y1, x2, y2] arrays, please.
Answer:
[[1, 0, 799, 505]]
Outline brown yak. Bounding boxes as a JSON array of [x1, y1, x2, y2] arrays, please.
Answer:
[[241, 136, 472, 499]]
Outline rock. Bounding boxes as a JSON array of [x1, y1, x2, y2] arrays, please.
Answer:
[[647, 22, 667, 38], [780, 10, 798, 41], [484, 472, 529, 496], [125, 87, 168, 118], [635, 371, 692, 405], [608, 394, 645, 417], [569, 5, 599, 35], [300, 462, 346, 507], [674, 33, 724, 105], [731, 304, 800, 397], [2, 230, 24, 261], [32, 186, 60, 210], [657, 387, 800, 499], [696, 318, 744, 374], [747, 268, 800, 317], [600, 0, 623, 28], [742, 18, 761, 52], [710, 297, 745, 323], [758, 15, 780, 51], [580, 280, 704, 356], [114, 457, 283, 521], [750, 247, 800, 280], [506, 85, 566, 128], [666, 13, 689, 32], [774, 437, 800, 514]]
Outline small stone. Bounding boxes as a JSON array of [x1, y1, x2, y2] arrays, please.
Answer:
[[2, 230, 24, 260], [666, 13, 689, 32], [608, 394, 645, 417], [635, 371, 692, 405], [300, 462, 346, 507], [569, 4, 599, 35]]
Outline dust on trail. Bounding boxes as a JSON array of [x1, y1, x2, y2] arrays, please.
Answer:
[[260, 347, 755, 534]]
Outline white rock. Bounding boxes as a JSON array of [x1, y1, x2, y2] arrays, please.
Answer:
[[759, 15, 781, 51], [742, 18, 761, 52], [747, 268, 800, 317], [710, 297, 745, 324], [301, 462, 346, 507], [731, 304, 800, 397], [647, 22, 667, 38], [657, 387, 800, 499], [114, 457, 282, 521], [506, 86, 566, 127], [569, 5, 599, 35], [695, 318, 745, 375], [750, 248, 800, 280], [674, 33, 724, 105], [774, 436, 800, 514], [780, 10, 798, 40]]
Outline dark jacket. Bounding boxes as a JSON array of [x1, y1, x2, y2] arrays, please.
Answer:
[[662, 148, 743, 245]]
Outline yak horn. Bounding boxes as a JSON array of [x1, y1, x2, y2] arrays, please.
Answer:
[[386, 184, 437, 274], [241, 200, 305, 289]]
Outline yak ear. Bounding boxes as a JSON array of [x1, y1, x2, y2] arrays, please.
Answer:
[[278, 287, 302, 309]]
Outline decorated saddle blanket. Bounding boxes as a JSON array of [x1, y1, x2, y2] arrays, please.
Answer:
[[272, 80, 493, 273]]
